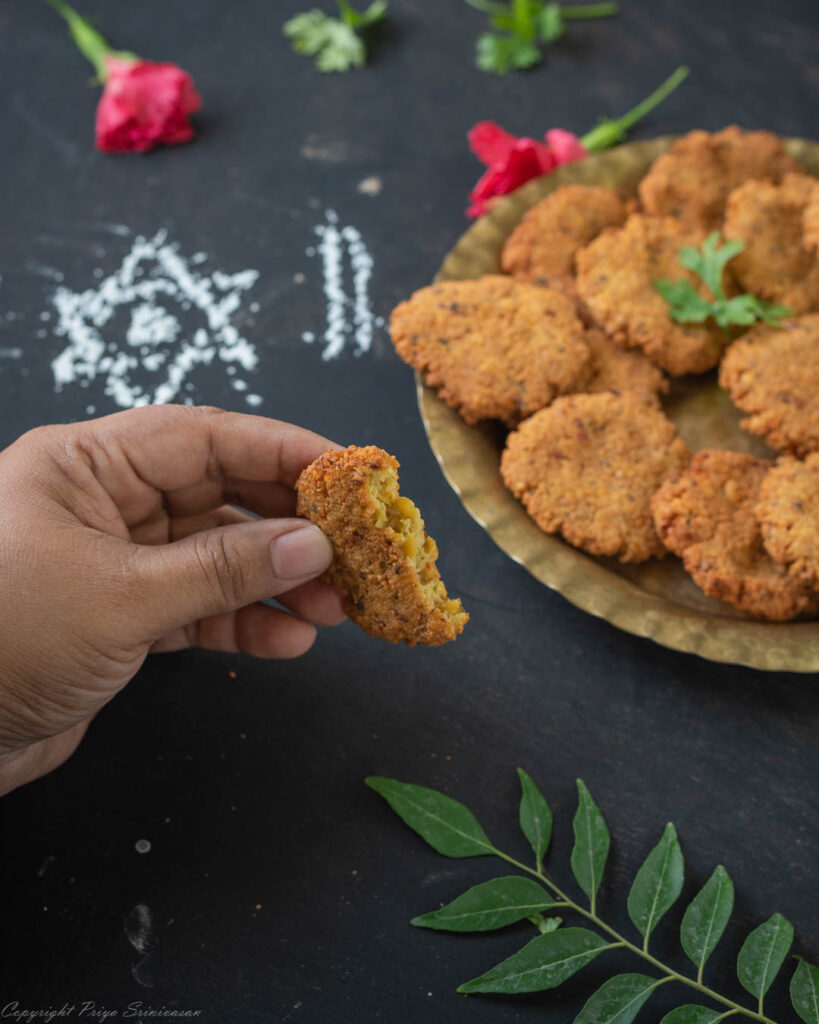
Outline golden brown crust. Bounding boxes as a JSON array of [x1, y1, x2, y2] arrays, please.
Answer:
[[295, 445, 468, 646], [719, 314, 819, 456], [638, 126, 800, 231], [574, 327, 668, 400], [651, 449, 818, 621], [756, 454, 819, 588], [803, 181, 819, 252], [500, 392, 690, 562], [389, 276, 589, 427], [501, 185, 630, 299], [723, 173, 819, 315], [575, 214, 729, 376]]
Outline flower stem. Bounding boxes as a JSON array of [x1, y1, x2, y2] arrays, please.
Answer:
[[463, 0, 509, 14], [486, 843, 779, 1024], [581, 65, 689, 152], [44, 0, 111, 79], [561, 3, 619, 19]]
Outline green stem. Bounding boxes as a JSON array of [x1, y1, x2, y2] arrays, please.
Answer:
[[462, 0, 509, 14], [44, 0, 112, 78], [581, 65, 689, 152], [561, 2, 618, 19], [487, 844, 779, 1024]]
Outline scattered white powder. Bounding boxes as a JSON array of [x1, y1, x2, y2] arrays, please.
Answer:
[[246, 394, 263, 407], [49, 231, 262, 409], [308, 210, 377, 361], [357, 175, 383, 196]]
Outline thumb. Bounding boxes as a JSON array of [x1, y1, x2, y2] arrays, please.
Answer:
[[130, 518, 333, 638]]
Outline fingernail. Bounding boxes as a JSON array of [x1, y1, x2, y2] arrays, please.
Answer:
[[271, 524, 333, 580]]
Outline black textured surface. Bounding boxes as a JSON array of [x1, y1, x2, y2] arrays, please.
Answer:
[[0, 1, 817, 1021]]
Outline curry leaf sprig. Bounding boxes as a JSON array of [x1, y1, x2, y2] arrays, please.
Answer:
[[654, 233, 792, 329], [366, 771, 819, 1023], [284, 0, 387, 73], [464, 0, 618, 75]]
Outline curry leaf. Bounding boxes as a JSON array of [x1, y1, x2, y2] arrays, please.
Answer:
[[791, 957, 819, 1024], [365, 777, 493, 857], [457, 927, 612, 994], [571, 779, 610, 910], [659, 1007, 722, 1024], [737, 912, 794, 1001], [517, 767, 553, 868], [680, 865, 734, 977], [411, 876, 557, 932], [627, 824, 684, 944], [574, 973, 659, 1024]]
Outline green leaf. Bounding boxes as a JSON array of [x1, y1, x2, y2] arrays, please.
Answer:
[[574, 973, 659, 1024], [571, 780, 610, 911], [537, 2, 565, 41], [653, 279, 715, 323], [458, 927, 612, 994], [517, 768, 553, 867], [756, 299, 792, 324], [476, 32, 541, 73], [411, 876, 558, 932], [535, 915, 563, 933], [627, 824, 684, 943], [365, 777, 494, 858], [654, 233, 790, 329], [680, 865, 734, 976], [791, 957, 819, 1024], [679, 232, 742, 301], [283, 6, 375, 71], [737, 912, 794, 1001], [337, 0, 388, 27], [659, 1007, 722, 1024]]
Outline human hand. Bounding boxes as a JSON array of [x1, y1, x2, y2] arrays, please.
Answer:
[[0, 404, 345, 795]]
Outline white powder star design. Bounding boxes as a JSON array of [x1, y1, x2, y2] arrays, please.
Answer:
[[50, 230, 263, 409]]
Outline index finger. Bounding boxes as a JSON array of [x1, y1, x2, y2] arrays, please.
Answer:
[[74, 404, 341, 496]]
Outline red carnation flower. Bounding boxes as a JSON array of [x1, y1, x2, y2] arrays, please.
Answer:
[[467, 122, 583, 218], [46, 0, 201, 154], [466, 67, 690, 217], [96, 56, 202, 153]]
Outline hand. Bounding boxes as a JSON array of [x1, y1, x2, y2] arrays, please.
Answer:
[[0, 404, 345, 795]]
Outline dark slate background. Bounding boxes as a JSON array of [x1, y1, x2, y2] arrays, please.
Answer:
[[0, 1, 817, 1021]]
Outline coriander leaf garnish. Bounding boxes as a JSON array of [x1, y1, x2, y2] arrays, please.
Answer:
[[465, 0, 618, 75], [283, 0, 387, 72], [654, 232, 792, 329], [369, 769, 817, 1023]]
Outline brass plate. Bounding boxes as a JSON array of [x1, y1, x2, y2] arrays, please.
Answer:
[[417, 137, 819, 672]]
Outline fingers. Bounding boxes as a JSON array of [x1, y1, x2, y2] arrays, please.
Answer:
[[77, 403, 340, 497], [132, 504, 251, 545], [274, 579, 347, 626], [130, 516, 334, 640], [151, 604, 319, 659], [0, 718, 93, 797], [165, 478, 298, 520]]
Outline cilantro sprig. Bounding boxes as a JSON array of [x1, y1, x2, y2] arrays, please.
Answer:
[[283, 0, 387, 73], [465, 0, 619, 75], [654, 233, 792, 330], [368, 771, 819, 1024]]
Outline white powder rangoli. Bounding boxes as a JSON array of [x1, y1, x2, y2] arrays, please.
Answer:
[[50, 230, 263, 409], [307, 210, 382, 361]]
